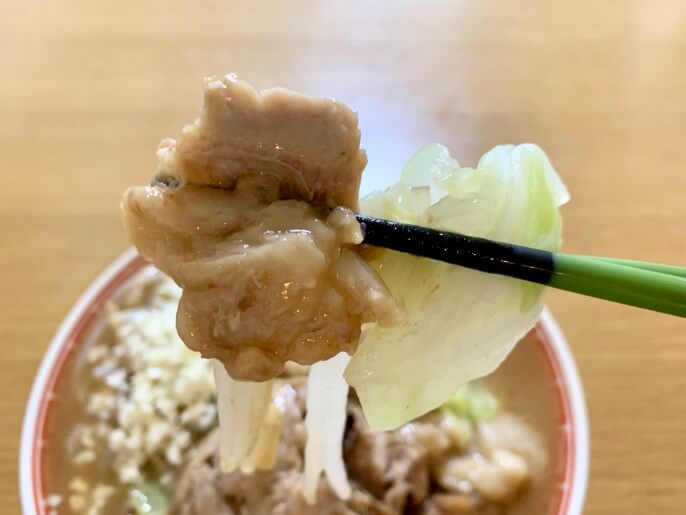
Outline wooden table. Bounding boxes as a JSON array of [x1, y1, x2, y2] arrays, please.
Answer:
[[2, 0, 685, 513]]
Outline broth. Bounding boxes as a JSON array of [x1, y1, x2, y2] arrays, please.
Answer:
[[484, 332, 562, 514], [44, 320, 130, 513]]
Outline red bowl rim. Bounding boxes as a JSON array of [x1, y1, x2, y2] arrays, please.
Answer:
[[19, 248, 589, 514]]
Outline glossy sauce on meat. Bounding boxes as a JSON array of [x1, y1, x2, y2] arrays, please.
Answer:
[[160, 75, 368, 210], [121, 76, 400, 381]]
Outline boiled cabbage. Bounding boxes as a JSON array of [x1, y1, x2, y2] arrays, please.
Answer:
[[345, 143, 568, 430], [128, 482, 169, 515], [442, 383, 499, 422]]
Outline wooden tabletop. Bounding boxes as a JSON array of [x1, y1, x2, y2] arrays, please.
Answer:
[[3, 0, 686, 513]]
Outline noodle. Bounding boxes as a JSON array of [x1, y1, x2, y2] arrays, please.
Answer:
[[303, 352, 352, 503], [211, 360, 273, 473]]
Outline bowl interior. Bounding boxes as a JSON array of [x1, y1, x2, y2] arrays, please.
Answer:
[[20, 251, 588, 514]]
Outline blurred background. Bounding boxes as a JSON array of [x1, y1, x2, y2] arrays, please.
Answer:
[[2, 0, 686, 512]]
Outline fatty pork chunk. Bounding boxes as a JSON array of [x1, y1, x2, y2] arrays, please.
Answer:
[[121, 75, 400, 381]]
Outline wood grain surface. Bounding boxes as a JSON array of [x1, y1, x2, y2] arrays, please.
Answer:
[[2, 0, 686, 513]]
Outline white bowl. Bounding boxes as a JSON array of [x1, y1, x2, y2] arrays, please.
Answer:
[[20, 248, 589, 514]]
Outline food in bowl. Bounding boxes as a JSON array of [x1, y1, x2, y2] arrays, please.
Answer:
[[42, 74, 571, 514], [44, 272, 559, 514]]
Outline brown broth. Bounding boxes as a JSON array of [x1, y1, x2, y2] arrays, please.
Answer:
[[43, 323, 132, 513], [484, 332, 562, 515]]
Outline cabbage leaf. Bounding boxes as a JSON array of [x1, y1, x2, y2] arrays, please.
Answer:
[[345, 143, 568, 430]]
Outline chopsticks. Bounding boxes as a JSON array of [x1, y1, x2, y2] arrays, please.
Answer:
[[356, 215, 686, 318]]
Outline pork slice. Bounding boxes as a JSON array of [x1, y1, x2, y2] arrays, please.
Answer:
[[121, 76, 400, 381], [157, 74, 367, 210], [122, 182, 399, 381]]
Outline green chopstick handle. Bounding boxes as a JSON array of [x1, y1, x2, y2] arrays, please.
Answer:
[[588, 256, 686, 279], [550, 253, 686, 317]]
